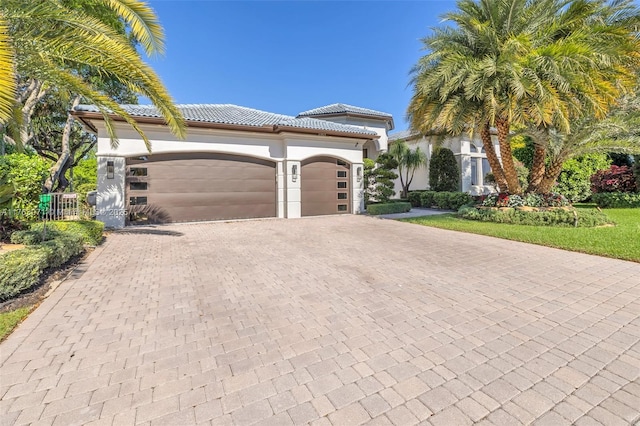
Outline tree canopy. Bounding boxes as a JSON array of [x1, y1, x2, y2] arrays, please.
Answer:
[[408, 0, 640, 195]]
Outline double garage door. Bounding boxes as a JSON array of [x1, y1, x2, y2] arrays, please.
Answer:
[[125, 153, 350, 223]]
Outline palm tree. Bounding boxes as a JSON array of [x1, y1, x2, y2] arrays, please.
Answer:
[[388, 140, 427, 199], [0, 16, 14, 124], [408, 0, 639, 195], [0, 0, 185, 150]]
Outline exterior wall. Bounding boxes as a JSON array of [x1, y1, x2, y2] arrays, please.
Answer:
[[96, 156, 126, 228], [92, 122, 368, 227], [311, 116, 390, 153], [385, 132, 501, 198]]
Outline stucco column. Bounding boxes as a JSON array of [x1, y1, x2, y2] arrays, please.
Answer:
[[285, 160, 301, 218], [476, 157, 484, 186], [352, 162, 364, 214], [460, 155, 472, 193], [276, 160, 286, 218], [96, 156, 126, 228]]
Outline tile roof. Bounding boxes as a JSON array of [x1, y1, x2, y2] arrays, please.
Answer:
[[297, 103, 393, 120], [75, 104, 378, 137], [388, 129, 420, 142]]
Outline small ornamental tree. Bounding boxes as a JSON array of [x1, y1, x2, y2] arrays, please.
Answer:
[[429, 148, 459, 192], [591, 165, 637, 194], [388, 141, 427, 199], [363, 154, 398, 204]]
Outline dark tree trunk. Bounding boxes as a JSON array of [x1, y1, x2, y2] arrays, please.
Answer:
[[527, 143, 547, 193], [496, 117, 522, 194], [538, 159, 565, 194], [481, 123, 507, 191]]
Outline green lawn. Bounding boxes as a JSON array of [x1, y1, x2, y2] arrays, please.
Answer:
[[402, 207, 640, 262], [0, 306, 31, 341]]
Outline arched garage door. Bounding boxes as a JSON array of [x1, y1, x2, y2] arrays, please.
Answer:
[[125, 153, 276, 223], [301, 156, 351, 216]]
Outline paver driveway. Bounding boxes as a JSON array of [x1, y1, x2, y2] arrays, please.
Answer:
[[1, 215, 639, 426]]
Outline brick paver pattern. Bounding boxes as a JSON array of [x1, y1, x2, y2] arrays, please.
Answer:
[[1, 215, 639, 425]]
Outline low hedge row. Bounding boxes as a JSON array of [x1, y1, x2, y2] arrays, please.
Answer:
[[591, 192, 640, 208], [367, 202, 412, 215], [30, 220, 104, 245], [458, 206, 611, 227], [0, 220, 102, 301], [409, 191, 474, 210]]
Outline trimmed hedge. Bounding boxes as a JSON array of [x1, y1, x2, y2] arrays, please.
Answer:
[[1, 221, 99, 301], [29, 220, 104, 246], [413, 191, 473, 210], [591, 192, 640, 208], [458, 206, 611, 227], [407, 191, 423, 207], [367, 202, 412, 215], [0, 248, 49, 300]]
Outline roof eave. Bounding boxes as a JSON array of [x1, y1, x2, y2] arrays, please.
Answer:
[[71, 111, 379, 140], [298, 112, 394, 130]]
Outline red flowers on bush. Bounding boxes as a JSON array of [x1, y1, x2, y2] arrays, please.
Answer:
[[590, 166, 637, 193]]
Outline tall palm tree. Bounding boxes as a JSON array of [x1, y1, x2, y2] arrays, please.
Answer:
[[0, 0, 185, 149], [408, 0, 639, 195], [389, 140, 427, 199]]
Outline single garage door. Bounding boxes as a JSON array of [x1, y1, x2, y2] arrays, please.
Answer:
[[301, 156, 351, 216], [125, 153, 276, 223]]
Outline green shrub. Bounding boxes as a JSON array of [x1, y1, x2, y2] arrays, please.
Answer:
[[458, 206, 611, 227], [592, 192, 640, 208], [420, 191, 437, 208], [447, 192, 474, 210], [555, 154, 611, 203], [0, 248, 49, 300], [407, 191, 424, 207], [2, 223, 95, 301], [429, 148, 459, 192], [39, 233, 84, 268], [0, 153, 49, 221], [29, 220, 104, 246], [430, 192, 473, 210], [367, 202, 412, 215]]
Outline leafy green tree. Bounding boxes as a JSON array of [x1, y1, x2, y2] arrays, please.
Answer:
[[364, 154, 398, 204], [409, 0, 640, 195], [429, 148, 459, 192], [388, 141, 427, 199], [0, 0, 185, 153]]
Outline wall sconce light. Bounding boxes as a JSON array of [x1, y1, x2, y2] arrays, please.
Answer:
[[292, 164, 298, 182], [107, 160, 115, 179], [357, 166, 362, 182]]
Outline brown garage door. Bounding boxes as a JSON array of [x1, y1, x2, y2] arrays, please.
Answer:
[[125, 153, 276, 223], [301, 156, 351, 216]]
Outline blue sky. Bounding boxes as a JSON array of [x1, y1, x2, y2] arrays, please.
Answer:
[[146, 1, 457, 133]]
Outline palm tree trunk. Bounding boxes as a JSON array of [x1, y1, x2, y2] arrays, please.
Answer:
[[480, 123, 507, 191], [496, 117, 522, 194], [538, 159, 564, 194], [526, 143, 546, 193]]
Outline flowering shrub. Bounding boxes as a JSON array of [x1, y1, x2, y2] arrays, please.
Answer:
[[541, 193, 570, 207], [590, 165, 637, 194], [482, 194, 498, 207], [523, 193, 543, 207]]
